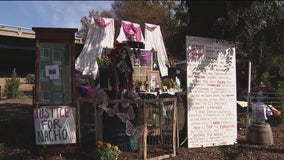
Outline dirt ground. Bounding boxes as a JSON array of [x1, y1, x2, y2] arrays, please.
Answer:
[[0, 82, 284, 160]]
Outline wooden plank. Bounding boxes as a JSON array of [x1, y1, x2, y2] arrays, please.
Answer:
[[143, 101, 148, 160], [173, 98, 177, 156], [76, 100, 81, 148]]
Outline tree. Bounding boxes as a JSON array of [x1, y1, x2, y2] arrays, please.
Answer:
[[168, 0, 190, 59], [213, 0, 284, 88], [4, 68, 23, 99]]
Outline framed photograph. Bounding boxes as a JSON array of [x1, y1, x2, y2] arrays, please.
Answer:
[[147, 70, 161, 91]]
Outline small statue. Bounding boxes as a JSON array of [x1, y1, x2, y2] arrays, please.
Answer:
[[175, 76, 181, 88], [109, 43, 133, 98]]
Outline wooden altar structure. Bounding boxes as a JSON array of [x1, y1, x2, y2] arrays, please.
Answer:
[[76, 96, 177, 160], [75, 41, 181, 159]]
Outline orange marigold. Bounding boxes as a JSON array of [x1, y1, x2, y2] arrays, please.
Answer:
[[105, 143, 112, 148], [97, 141, 103, 146], [113, 145, 119, 151]]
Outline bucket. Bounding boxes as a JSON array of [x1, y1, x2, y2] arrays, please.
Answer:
[[247, 123, 273, 145]]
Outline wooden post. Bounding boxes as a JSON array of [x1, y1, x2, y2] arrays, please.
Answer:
[[143, 100, 148, 160], [77, 99, 81, 148], [173, 98, 177, 156], [138, 100, 144, 159]]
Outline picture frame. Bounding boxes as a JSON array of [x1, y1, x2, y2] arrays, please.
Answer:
[[147, 70, 161, 91]]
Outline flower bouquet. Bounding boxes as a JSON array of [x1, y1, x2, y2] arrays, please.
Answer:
[[97, 141, 120, 160], [133, 80, 146, 92], [97, 55, 111, 69], [162, 77, 176, 89]]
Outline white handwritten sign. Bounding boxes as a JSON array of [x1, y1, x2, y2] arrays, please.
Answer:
[[186, 36, 237, 148], [33, 106, 76, 145]]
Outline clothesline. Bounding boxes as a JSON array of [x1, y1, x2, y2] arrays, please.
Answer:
[[75, 17, 169, 80]]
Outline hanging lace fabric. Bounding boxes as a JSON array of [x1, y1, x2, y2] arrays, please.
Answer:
[[75, 16, 115, 80]]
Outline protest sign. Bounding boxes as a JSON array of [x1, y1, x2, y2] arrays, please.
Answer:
[[33, 106, 76, 145]]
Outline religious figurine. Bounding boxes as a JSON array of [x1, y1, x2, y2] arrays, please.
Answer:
[[109, 43, 133, 98], [175, 76, 181, 88]]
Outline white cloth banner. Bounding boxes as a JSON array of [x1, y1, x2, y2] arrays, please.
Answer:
[[75, 17, 114, 79], [145, 23, 168, 77], [186, 36, 237, 148], [116, 20, 145, 43]]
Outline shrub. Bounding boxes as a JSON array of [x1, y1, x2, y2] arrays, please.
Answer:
[[25, 73, 35, 84], [4, 68, 23, 99]]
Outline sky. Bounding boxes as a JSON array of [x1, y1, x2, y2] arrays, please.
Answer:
[[0, 1, 113, 30]]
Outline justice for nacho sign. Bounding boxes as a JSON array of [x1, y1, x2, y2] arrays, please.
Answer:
[[186, 36, 237, 148], [33, 106, 76, 145]]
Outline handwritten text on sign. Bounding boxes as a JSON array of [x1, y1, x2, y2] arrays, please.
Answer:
[[33, 106, 76, 145], [186, 36, 237, 148]]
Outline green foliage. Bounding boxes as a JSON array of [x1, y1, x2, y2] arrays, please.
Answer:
[[4, 68, 23, 99], [214, 1, 284, 86], [25, 73, 35, 84], [96, 55, 111, 69], [97, 141, 120, 160]]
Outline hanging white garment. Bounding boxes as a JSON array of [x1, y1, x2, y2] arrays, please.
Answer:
[[145, 23, 168, 77], [116, 20, 145, 43], [75, 17, 114, 80]]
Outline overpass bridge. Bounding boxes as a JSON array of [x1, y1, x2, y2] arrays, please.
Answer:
[[0, 24, 83, 77]]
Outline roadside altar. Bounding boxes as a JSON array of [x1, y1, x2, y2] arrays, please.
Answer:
[[75, 41, 182, 159], [74, 16, 182, 159]]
